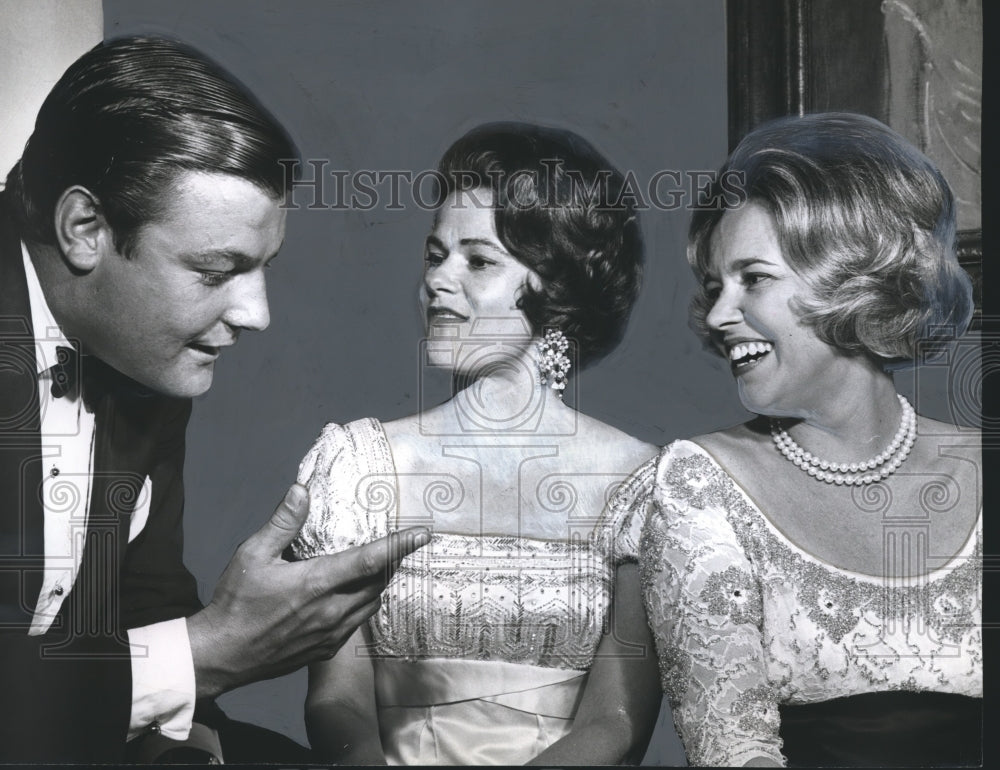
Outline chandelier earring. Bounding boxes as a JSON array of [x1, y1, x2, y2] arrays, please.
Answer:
[[536, 328, 571, 396]]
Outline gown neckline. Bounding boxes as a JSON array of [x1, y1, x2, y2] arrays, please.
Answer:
[[364, 417, 655, 545], [674, 439, 982, 584]]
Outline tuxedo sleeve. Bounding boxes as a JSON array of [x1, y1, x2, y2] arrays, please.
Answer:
[[120, 398, 202, 738], [127, 617, 196, 739], [120, 398, 201, 626]]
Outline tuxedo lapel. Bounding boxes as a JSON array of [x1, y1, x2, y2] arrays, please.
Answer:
[[0, 197, 45, 622], [90, 385, 156, 586], [2, 197, 152, 629]]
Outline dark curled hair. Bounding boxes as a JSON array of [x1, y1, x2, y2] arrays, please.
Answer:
[[4, 36, 298, 256], [435, 122, 644, 368], [688, 112, 973, 365]]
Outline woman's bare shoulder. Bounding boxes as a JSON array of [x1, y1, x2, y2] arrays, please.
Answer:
[[915, 414, 981, 448], [377, 413, 434, 470], [379, 413, 418, 440], [571, 411, 658, 471], [687, 419, 769, 459], [380, 402, 467, 443], [910, 414, 982, 489]]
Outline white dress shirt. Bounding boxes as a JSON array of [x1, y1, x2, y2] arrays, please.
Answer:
[[22, 244, 196, 740]]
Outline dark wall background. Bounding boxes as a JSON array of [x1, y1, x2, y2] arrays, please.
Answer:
[[102, 0, 976, 762]]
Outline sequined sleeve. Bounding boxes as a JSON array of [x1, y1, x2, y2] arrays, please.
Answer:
[[291, 419, 388, 559], [605, 456, 657, 565], [640, 442, 785, 767]]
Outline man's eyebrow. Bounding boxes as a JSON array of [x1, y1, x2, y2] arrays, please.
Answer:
[[182, 249, 276, 268]]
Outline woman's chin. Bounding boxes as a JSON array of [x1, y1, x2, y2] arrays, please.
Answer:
[[736, 387, 804, 421], [736, 384, 770, 417]]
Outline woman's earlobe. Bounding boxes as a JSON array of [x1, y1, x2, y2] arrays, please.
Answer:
[[54, 186, 111, 272]]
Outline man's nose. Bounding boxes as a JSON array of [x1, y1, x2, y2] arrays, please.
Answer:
[[225, 271, 271, 332]]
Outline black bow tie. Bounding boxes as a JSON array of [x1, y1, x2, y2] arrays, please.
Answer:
[[48, 345, 109, 412], [47, 346, 149, 411], [48, 345, 79, 400]]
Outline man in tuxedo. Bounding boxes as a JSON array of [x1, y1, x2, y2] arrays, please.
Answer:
[[0, 36, 427, 763]]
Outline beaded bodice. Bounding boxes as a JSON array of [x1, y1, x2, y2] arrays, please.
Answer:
[[640, 440, 982, 767], [293, 419, 655, 671]]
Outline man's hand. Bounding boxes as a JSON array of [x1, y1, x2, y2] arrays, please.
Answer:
[[187, 483, 429, 698]]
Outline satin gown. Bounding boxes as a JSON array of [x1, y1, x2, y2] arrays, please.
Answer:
[[293, 419, 655, 765], [640, 441, 982, 767]]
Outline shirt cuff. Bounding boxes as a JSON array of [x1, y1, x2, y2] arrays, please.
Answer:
[[127, 618, 196, 741]]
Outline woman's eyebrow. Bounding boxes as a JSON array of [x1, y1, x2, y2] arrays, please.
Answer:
[[424, 235, 508, 253], [459, 237, 506, 253], [703, 256, 778, 286], [730, 257, 778, 271]]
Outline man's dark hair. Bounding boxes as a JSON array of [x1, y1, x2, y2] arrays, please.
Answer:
[[4, 36, 298, 255]]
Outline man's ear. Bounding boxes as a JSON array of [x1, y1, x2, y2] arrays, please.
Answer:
[[54, 186, 114, 272]]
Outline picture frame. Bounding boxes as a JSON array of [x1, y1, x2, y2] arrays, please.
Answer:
[[726, 0, 982, 324]]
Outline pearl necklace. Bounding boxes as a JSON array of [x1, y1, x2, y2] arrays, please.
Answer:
[[770, 394, 916, 486]]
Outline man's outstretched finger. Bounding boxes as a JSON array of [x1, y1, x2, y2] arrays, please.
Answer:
[[376, 527, 431, 575], [389, 527, 436, 566], [242, 483, 311, 560], [320, 527, 431, 589]]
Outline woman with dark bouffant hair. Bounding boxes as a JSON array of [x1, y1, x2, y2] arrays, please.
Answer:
[[292, 123, 661, 764], [641, 113, 981, 767]]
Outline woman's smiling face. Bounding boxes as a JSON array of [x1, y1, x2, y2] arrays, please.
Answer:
[[704, 202, 849, 417]]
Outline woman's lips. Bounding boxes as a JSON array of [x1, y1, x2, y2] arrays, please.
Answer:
[[427, 307, 469, 323], [728, 340, 773, 373]]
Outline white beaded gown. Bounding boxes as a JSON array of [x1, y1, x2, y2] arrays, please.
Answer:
[[293, 419, 655, 765], [640, 441, 982, 767]]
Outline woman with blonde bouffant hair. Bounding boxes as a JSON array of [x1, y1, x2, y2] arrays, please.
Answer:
[[641, 112, 981, 767]]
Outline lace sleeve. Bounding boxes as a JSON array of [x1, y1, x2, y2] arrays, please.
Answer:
[[639, 442, 785, 767], [605, 456, 657, 565], [291, 421, 379, 559]]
